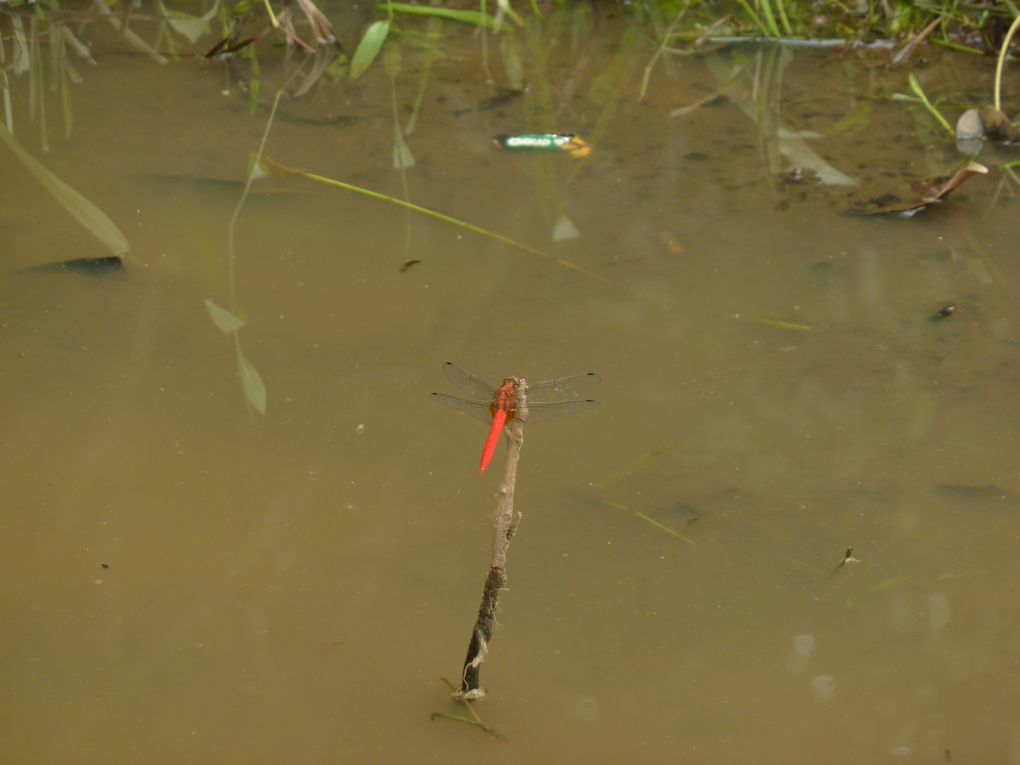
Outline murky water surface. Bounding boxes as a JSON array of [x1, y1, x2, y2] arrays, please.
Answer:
[[2, 6, 1018, 764]]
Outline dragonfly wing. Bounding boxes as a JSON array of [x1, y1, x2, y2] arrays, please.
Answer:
[[431, 392, 493, 424], [526, 372, 600, 403], [519, 398, 599, 424], [440, 362, 498, 400]]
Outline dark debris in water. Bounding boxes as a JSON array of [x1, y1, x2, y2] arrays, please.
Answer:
[[656, 501, 701, 522], [16, 255, 125, 277], [933, 484, 1013, 502]]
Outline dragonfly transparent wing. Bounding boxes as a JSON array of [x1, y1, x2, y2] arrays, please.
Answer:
[[519, 398, 599, 423], [434, 363, 600, 424], [526, 372, 600, 403], [440, 361, 498, 400], [430, 392, 493, 423]]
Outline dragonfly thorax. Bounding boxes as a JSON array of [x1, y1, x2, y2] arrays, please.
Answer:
[[490, 378, 520, 421]]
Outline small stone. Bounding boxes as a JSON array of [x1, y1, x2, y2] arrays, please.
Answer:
[[955, 108, 983, 141]]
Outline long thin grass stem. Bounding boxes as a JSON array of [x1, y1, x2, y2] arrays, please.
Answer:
[[994, 11, 1020, 112], [263, 158, 620, 287]]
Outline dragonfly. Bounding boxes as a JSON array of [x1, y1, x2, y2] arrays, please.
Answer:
[[431, 361, 600, 473]]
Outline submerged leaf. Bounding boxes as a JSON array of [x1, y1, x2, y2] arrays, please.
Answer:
[[392, 130, 415, 169], [204, 299, 246, 333], [237, 345, 267, 414], [350, 20, 390, 80], [0, 122, 129, 255], [158, 0, 219, 44], [552, 215, 579, 241], [247, 151, 270, 181], [500, 34, 524, 90]]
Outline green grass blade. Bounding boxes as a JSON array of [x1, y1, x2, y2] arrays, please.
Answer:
[[906, 71, 953, 136], [734, 0, 769, 36], [994, 11, 1020, 112], [351, 20, 390, 80], [0, 121, 129, 255], [384, 2, 498, 29], [758, 0, 782, 37]]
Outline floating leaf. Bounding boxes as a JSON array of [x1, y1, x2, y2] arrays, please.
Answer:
[[350, 20, 390, 80], [0, 121, 129, 255], [204, 298, 246, 334], [237, 345, 267, 414]]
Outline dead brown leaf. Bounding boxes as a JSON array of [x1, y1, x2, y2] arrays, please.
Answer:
[[853, 162, 988, 217]]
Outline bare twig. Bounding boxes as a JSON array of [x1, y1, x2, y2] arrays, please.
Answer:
[[892, 14, 942, 66], [454, 378, 528, 701]]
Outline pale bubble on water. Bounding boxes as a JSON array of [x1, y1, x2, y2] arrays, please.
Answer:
[[793, 633, 815, 657], [811, 674, 836, 702], [573, 696, 600, 723], [928, 592, 950, 631]]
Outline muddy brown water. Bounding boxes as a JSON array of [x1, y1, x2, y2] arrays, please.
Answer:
[[2, 7, 1018, 764]]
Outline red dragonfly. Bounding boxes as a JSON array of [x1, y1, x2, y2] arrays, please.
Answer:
[[431, 361, 599, 473]]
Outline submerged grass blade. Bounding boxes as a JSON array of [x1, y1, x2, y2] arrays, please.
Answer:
[[0, 121, 129, 255], [633, 510, 696, 545], [593, 443, 675, 490], [264, 157, 619, 288], [598, 500, 695, 545], [429, 711, 505, 739], [384, 2, 499, 29], [739, 315, 814, 332]]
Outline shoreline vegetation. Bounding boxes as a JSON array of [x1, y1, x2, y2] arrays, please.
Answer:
[[0, 2, 1017, 60]]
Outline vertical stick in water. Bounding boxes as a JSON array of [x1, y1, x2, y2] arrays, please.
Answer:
[[455, 378, 528, 700]]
